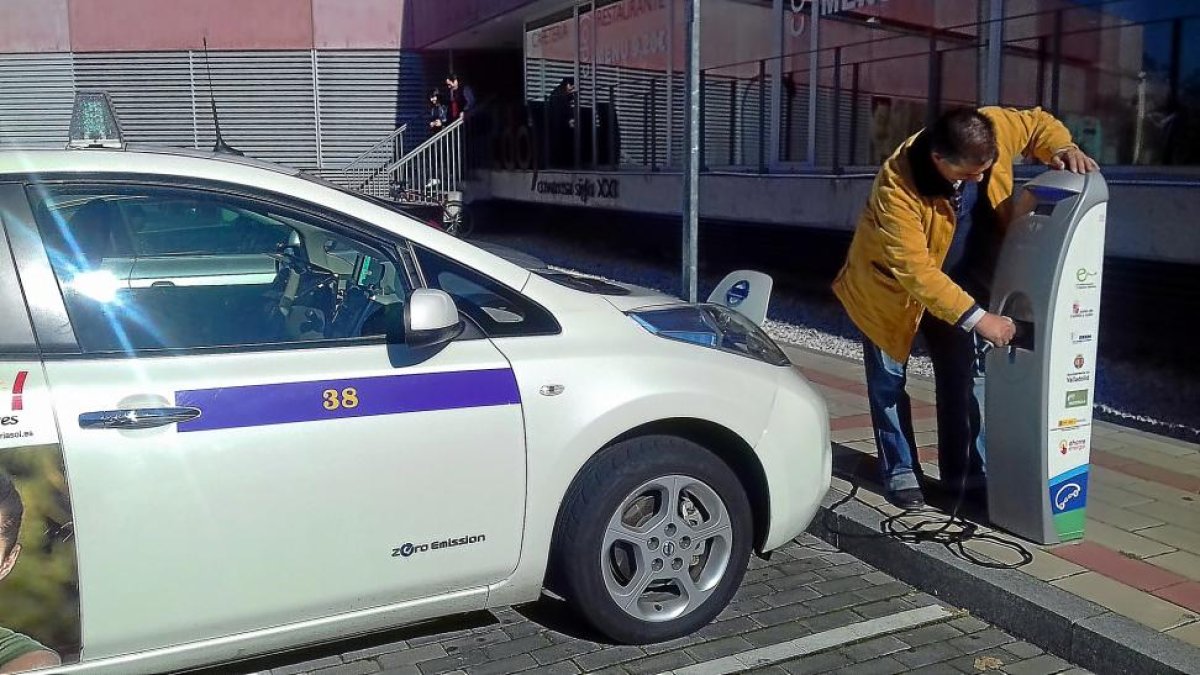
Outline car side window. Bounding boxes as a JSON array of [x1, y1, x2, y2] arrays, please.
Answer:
[[118, 198, 293, 256], [413, 246, 559, 337], [28, 184, 408, 354]]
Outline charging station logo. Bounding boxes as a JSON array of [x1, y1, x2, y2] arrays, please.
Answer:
[[1074, 268, 1098, 289], [1059, 438, 1087, 455], [1054, 483, 1083, 511], [1049, 469, 1089, 515], [1068, 354, 1091, 383], [726, 280, 750, 307], [1071, 301, 1095, 319], [1065, 390, 1089, 408]]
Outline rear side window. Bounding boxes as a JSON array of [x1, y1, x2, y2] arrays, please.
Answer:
[[413, 246, 559, 337], [28, 184, 408, 354]]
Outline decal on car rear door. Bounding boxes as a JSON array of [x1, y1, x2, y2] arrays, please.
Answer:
[[0, 366, 81, 671]]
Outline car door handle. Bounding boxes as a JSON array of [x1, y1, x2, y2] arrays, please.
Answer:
[[79, 407, 201, 430]]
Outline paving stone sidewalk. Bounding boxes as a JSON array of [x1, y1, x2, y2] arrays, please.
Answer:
[[782, 343, 1200, 650]]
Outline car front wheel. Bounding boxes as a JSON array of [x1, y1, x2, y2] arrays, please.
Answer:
[[550, 435, 753, 644]]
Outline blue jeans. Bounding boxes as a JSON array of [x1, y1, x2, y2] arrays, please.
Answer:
[[862, 314, 988, 496]]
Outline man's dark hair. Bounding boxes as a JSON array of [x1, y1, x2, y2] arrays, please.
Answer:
[[446, 73, 459, 83], [0, 473, 23, 557], [929, 108, 998, 166]]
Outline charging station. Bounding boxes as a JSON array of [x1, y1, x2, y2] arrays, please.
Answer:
[[985, 170, 1108, 545]]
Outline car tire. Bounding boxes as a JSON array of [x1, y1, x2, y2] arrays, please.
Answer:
[[549, 435, 753, 644]]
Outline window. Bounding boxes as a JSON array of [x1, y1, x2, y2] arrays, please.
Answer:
[[29, 184, 408, 354], [413, 246, 559, 337]]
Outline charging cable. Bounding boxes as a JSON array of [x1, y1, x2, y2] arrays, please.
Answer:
[[822, 339, 1034, 569], [824, 462, 1034, 569]]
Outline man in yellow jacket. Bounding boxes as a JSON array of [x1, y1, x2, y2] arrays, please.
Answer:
[[833, 107, 1098, 509]]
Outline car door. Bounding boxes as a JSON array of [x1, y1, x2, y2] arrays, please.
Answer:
[[0, 206, 82, 673], [6, 180, 527, 660]]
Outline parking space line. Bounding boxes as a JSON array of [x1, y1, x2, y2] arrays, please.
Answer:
[[665, 605, 958, 675]]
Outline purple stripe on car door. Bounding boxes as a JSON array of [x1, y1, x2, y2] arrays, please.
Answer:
[[175, 368, 521, 432]]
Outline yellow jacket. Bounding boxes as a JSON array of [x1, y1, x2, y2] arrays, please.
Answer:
[[832, 106, 1076, 363]]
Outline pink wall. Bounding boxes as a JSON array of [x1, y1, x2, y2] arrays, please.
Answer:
[[68, 0, 314, 51], [0, 0, 70, 53], [313, 0, 405, 49]]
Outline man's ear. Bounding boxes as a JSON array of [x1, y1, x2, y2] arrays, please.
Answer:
[[0, 543, 22, 581]]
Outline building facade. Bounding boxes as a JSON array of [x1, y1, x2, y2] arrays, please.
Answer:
[[2, 0, 1199, 262]]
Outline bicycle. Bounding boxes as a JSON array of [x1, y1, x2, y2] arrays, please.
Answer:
[[388, 179, 472, 238], [440, 193, 471, 238]]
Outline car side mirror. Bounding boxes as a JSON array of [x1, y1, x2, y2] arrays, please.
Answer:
[[398, 288, 464, 349]]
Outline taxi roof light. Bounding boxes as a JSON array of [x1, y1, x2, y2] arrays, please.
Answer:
[[67, 91, 125, 149]]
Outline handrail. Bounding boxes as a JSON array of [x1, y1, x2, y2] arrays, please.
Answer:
[[344, 123, 407, 173], [380, 116, 464, 176], [354, 115, 465, 205]]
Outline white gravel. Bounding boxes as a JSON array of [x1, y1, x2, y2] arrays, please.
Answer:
[[549, 263, 937, 378], [547, 264, 1200, 438], [762, 318, 935, 378]]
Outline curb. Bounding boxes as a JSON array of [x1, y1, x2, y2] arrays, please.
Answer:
[[807, 489, 1200, 675]]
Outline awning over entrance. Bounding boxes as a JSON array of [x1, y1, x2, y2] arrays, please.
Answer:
[[412, 0, 567, 49]]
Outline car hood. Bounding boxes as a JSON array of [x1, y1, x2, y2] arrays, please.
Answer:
[[469, 240, 683, 311], [596, 281, 684, 312], [530, 268, 681, 312]]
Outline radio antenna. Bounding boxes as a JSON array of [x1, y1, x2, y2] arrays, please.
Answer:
[[202, 36, 244, 156]]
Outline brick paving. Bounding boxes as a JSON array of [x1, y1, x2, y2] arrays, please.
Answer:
[[786, 344, 1200, 648], [229, 534, 1082, 675]]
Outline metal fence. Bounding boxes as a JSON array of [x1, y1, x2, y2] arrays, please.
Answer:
[[0, 49, 428, 173]]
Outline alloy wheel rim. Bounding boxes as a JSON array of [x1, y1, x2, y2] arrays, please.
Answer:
[[600, 474, 734, 622]]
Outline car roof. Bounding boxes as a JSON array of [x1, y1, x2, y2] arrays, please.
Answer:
[[0, 145, 534, 291], [0, 144, 301, 178]]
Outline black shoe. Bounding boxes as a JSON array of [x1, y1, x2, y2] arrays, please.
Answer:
[[888, 488, 926, 509]]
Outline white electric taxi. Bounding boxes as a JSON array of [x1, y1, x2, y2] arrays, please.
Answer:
[[0, 109, 829, 675]]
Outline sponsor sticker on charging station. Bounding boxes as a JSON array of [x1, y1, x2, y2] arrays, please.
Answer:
[[1045, 200, 1105, 540]]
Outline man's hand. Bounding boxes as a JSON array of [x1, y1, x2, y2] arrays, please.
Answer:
[[975, 312, 1016, 347], [1051, 147, 1100, 174]]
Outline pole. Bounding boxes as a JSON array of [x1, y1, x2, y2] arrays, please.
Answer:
[[984, 0, 1003, 105], [831, 47, 841, 174], [591, 3, 599, 169], [667, 0, 676, 167], [700, 69, 707, 171], [1050, 9, 1062, 113], [573, 3, 582, 169], [768, 0, 783, 169], [806, 0, 818, 166], [682, 0, 701, 303], [758, 58, 767, 174], [926, 31, 941, 129], [848, 62, 860, 165]]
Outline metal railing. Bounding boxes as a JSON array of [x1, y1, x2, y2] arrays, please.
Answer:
[[513, 2, 1200, 175], [377, 115, 464, 206], [339, 124, 407, 199]]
